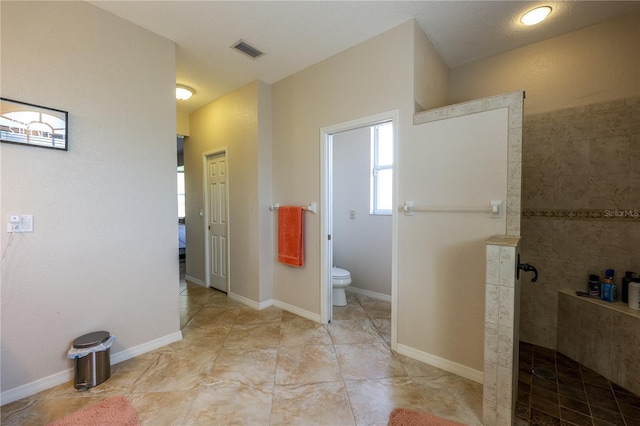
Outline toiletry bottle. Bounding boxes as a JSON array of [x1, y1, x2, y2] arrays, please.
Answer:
[[601, 269, 617, 302], [629, 280, 640, 311], [621, 272, 639, 303], [588, 274, 600, 297]]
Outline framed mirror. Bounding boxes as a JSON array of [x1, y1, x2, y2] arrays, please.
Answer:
[[1, 98, 68, 151]]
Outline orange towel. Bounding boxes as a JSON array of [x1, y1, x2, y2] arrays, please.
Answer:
[[277, 206, 304, 267]]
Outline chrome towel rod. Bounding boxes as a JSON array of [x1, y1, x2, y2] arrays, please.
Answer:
[[403, 200, 502, 218], [270, 202, 317, 214]]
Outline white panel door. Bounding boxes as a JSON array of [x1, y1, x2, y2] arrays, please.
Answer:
[[207, 153, 228, 292]]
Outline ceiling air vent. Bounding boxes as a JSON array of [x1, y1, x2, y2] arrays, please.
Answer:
[[232, 40, 264, 59]]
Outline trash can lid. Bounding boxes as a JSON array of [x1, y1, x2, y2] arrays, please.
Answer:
[[73, 331, 110, 349]]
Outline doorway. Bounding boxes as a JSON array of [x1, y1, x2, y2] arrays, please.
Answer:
[[177, 136, 187, 291], [204, 149, 229, 292], [320, 111, 398, 342]]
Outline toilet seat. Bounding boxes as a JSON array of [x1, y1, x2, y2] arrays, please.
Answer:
[[332, 267, 350, 278], [332, 267, 351, 286]]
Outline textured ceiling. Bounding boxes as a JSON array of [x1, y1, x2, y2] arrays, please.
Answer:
[[90, 1, 640, 113]]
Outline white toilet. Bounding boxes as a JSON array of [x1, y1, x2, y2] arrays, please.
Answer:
[[332, 267, 352, 306]]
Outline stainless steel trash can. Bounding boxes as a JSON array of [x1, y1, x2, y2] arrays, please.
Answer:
[[73, 331, 111, 391]]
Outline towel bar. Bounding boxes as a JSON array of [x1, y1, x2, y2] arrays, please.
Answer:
[[270, 202, 317, 214], [403, 200, 502, 218]]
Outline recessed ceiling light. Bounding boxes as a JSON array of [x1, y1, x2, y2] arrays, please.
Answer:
[[521, 6, 552, 26], [176, 85, 194, 101]]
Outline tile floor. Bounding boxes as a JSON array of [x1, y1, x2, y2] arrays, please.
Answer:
[[1, 280, 483, 425], [516, 341, 640, 426]]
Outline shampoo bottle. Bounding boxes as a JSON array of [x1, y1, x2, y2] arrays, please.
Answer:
[[622, 272, 639, 303], [629, 281, 640, 310], [601, 269, 617, 302], [588, 274, 600, 297]]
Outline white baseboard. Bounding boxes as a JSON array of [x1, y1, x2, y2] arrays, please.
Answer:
[[272, 299, 321, 323], [228, 292, 273, 310], [0, 368, 74, 407], [184, 275, 206, 287], [346, 286, 391, 303], [0, 331, 183, 406], [226, 292, 321, 322], [396, 343, 483, 384], [110, 331, 183, 365]]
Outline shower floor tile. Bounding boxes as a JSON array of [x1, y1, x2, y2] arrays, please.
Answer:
[[517, 341, 640, 425]]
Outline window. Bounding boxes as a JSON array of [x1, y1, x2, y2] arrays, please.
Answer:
[[177, 166, 185, 218], [370, 121, 393, 215]]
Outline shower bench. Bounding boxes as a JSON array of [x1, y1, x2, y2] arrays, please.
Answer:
[[556, 289, 639, 395]]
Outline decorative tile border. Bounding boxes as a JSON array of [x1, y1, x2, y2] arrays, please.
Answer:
[[523, 209, 640, 221]]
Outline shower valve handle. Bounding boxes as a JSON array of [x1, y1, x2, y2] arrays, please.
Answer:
[[516, 254, 538, 282]]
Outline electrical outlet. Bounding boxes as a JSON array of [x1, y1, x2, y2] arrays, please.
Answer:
[[7, 216, 19, 232], [350, 210, 356, 220], [7, 215, 34, 232]]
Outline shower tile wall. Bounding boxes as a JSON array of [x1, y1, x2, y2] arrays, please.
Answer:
[[519, 96, 640, 350]]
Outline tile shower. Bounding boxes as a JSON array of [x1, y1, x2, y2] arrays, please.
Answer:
[[519, 96, 639, 394]]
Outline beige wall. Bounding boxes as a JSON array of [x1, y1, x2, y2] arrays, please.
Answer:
[[257, 82, 274, 302], [399, 107, 511, 374], [185, 81, 273, 303], [177, 110, 190, 137], [1, 1, 178, 397], [414, 22, 450, 112], [271, 20, 416, 314], [333, 127, 392, 297], [449, 13, 640, 115]]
